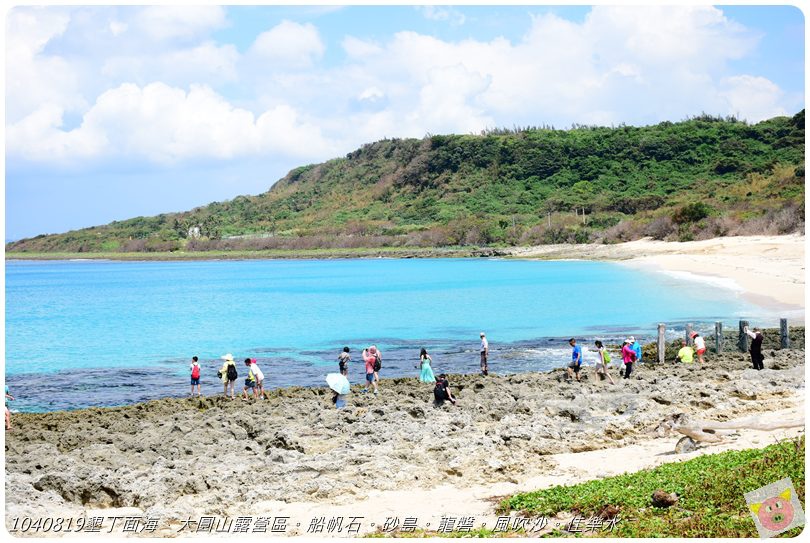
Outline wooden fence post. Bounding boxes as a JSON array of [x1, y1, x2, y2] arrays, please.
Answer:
[[715, 321, 723, 353], [780, 318, 790, 349], [685, 323, 694, 346], [657, 323, 666, 364], [738, 320, 749, 352]]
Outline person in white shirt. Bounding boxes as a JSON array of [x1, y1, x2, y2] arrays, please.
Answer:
[[249, 358, 266, 399], [480, 332, 489, 376], [690, 332, 706, 364]]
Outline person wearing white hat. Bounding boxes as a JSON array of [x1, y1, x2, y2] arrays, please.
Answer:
[[218, 354, 238, 399], [630, 336, 643, 364], [621, 339, 637, 379]]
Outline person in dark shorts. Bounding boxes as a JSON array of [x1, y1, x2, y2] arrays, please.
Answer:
[[567, 338, 583, 382], [189, 356, 202, 397], [745, 326, 765, 370], [479, 332, 489, 376], [621, 339, 637, 378], [338, 346, 351, 376], [433, 374, 456, 406]]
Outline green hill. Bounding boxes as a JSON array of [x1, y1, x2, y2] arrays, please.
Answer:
[[7, 111, 804, 254]]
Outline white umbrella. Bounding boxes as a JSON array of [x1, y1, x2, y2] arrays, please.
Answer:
[[326, 373, 350, 395]]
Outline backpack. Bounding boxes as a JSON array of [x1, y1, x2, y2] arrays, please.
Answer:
[[191, 364, 200, 380], [226, 364, 238, 381], [373, 353, 382, 372], [603, 350, 611, 364]]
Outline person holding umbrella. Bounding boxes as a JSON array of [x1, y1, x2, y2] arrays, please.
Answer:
[[326, 373, 351, 409]]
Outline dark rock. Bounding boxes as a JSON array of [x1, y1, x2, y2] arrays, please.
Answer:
[[651, 489, 679, 508]]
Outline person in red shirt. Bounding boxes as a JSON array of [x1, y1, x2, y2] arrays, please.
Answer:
[[362, 346, 380, 395], [621, 339, 637, 379]]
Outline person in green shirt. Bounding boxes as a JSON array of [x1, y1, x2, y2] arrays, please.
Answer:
[[676, 340, 694, 363]]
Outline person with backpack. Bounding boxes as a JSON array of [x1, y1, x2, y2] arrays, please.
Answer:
[[433, 374, 456, 406], [621, 339, 637, 379], [418, 348, 436, 383], [242, 358, 258, 400], [218, 353, 238, 400], [338, 347, 351, 377], [189, 356, 202, 397], [630, 336, 643, 364], [594, 340, 616, 384], [371, 345, 382, 384], [361, 346, 379, 396]]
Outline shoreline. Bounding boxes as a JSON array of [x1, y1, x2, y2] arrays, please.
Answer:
[[6, 348, 805, 535]]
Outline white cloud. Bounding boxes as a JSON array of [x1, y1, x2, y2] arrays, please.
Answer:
[[5, 7, 86, 123], [8, 83, 335, 163], [101, 41, 240, 85], [721, 75, 787, 122], [249, 20, 325, 68], [417, 6, 466, 26], [5, 5, 797, 172], [131, 6, 226, 41]]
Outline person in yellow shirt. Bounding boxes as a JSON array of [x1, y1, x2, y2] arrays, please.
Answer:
[[676, 340, 694, 363]]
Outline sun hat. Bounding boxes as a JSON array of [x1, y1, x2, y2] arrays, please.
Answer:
[[221, 353, 234, 362], [250, 358, 257, 364], [690, 331, 698, 338], [480, 332, 486, 337], [629, 336, 635, 342]]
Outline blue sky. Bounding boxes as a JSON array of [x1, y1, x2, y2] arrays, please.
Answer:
[[4, 5, 805, 241]]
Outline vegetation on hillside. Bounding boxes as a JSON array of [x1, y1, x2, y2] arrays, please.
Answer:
[[7, 111, 804, 253]]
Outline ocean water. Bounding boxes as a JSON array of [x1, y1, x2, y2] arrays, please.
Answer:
[[5, 258, 763, 411]]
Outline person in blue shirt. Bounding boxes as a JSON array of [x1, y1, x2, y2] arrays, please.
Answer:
[[567, 338, 583, 382], [630, 336, 643, 363]]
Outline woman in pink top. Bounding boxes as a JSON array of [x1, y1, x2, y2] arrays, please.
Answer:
[[362, 346, 379, 395], [621, 339, 637, 379]]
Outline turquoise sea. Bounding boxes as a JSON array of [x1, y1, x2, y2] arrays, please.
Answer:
[[5, 258, 765, 411]]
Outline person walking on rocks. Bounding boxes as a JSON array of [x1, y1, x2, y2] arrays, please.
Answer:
[[479, 332, 489, 376], [594, 340, 615, 384], [744, 326, 765, 370], [690, 331, 706, 364], [362, 346, 379, 396], [190, 356, 202, 397], [248, 358, 266, 399], [567, 338, 583, 382], [621, 339, 637, 379], [630, 336, 643, 364], [338, 347, 351, 377], [675, 340, 694, 364], [242, 358, 258, 400], [433, 374, 456, 406], [5, 385, 14, 431], [219, 354, 238, 399], [418, 348, 436, 383]]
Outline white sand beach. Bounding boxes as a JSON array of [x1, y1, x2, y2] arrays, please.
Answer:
[[512, 235, 805, 313]]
